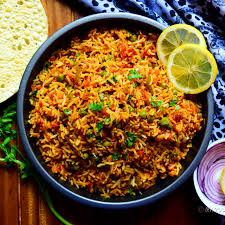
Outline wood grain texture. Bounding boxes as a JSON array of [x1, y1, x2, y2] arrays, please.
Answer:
[[0, 0, 221, 225]]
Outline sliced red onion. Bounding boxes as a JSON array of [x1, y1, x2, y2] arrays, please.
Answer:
[[197, 142, 225, 205]]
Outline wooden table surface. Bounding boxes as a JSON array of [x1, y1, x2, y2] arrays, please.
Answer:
[[0, 1, 221, 224]]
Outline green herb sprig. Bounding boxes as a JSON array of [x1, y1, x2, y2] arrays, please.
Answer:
[[125, 131, 138, 147], [0, 103, 72, 225], [128, 70, 143, 80], [88, 102, 103, 111], [150, 96, 165, 111]]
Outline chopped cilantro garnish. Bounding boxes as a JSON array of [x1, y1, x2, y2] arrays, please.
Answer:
[[96, 118, 111, 134], [112, 151, 118, 161], [106, 79, 111, 84], [107, 56, 112, 59], [125, 131, 138, 147], [104, 118, 111, 123], [101, 71, 106, 77], [32, 90, 38, 98], [150, 101, 157, 107], [43, 62, 51, 70], [127, 187, 133, 195], [170, 97, 179, 110], [72, 59, 76, 66], [127, 95, 133, 103], [128, 70, 143, 80], [75, 53, 79, 57], [64, 109, 71, 115], [175, 105, 180, 110], [86, 129, 93, 138], [78, 108, 87, 116], [96, 121, 104, 133], [100, 93, 104, 100], [88, 102, 103, 111], [110, 77, 118, 83], [169, 100, 177, 107], [150, 96, 164, 111], [105, 101, 111, 108], [112, 151, 124, 161]]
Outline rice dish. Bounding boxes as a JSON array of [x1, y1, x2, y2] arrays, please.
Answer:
[[29, 27, 203, 197]]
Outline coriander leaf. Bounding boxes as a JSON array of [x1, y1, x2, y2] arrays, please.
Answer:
[[43, 62, 51, 70], [64, 109, 71, 115], [104, 118, 111, 123], [112, 151, 118, 161], [75, 53, 79, 57], [150, 101, 157, 107], [157, 100, 162, 107], [96, 121, 104, 133], [169, 100, 177, 107], [105, 101, 111, 108], [72, 59, 76, 66], [100, 93, 104, 100], [150, 97, 164, 111], [101, 71, 106, 77], [127, 187, 133, 194], [88, 102, 103, 111], [1, 118, 13, 123], [175, 105, 180, 110], [86, 129, 93, 138], [32, 90, 38, 98], [78, 108, 87, 116], [125, 139, 133, 147], [125, 131, 138, 147], [127, 95, 133, 103], [128, 70, 143, 80], [110, 77, 118, 83]]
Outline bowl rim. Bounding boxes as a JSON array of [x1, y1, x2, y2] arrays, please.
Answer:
[[17, 12, 214, 209], [193, 139, 225, 216]]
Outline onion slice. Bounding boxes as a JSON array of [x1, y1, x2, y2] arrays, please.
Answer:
[[197, 143, 225, 205]]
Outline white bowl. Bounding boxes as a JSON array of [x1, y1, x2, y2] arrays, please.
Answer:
[[193, 138, 225, 216]]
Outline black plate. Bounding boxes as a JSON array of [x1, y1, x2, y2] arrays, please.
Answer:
[[17, 13, 214, 209]]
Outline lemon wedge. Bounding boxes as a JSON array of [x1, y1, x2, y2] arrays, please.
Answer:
[[167, 44, 217, 94], [221, 167, 225, 195], [157, 24, 207, 64]]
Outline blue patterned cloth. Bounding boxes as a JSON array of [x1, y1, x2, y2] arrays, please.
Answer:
[[79, 0, 225, 141]]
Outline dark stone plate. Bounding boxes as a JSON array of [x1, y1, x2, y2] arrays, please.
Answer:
[[17, 13, 214, 209]]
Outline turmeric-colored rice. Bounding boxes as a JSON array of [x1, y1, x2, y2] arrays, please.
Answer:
[[29, 27, 203, 197]]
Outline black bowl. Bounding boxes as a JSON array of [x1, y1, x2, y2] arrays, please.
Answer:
[[17, 13, 214, 209]]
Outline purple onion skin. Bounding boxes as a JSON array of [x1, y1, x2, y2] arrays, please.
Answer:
[[197, 142, 225, 205]]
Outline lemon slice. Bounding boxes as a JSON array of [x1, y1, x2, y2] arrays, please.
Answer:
[[157, 24, 207, 64], [221, 167, 225, 195], [167, 44, 217, 94]]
